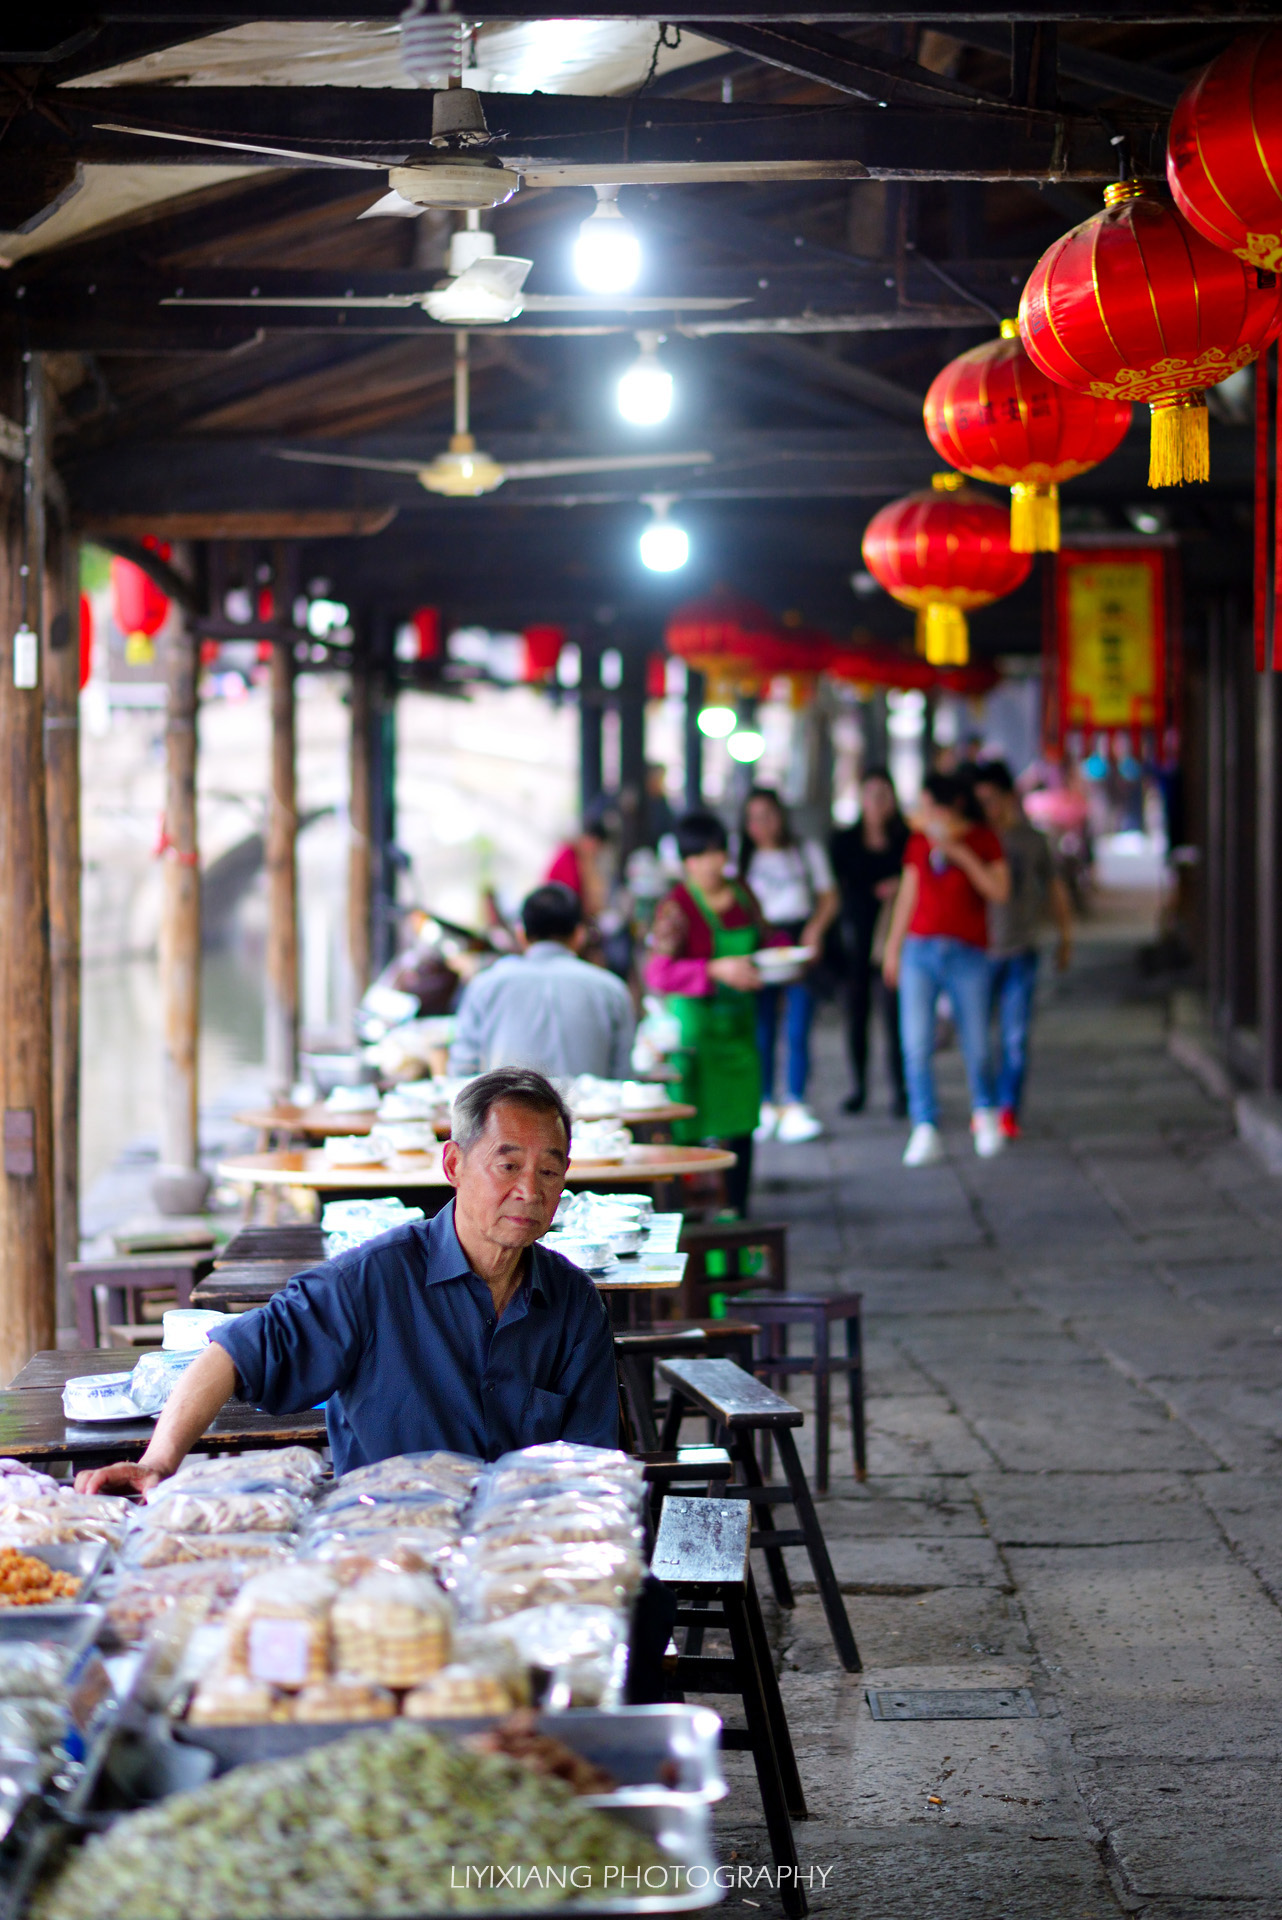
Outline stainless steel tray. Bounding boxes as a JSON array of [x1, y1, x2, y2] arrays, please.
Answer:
[[0, 1608, 103, 1664], [0, 1547, 109, 1617], [173, 1705, 726, 1806]]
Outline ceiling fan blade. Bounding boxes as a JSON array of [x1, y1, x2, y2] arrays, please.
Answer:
[[424, 255, 534, 325], [501, 451, 714, 480], [520, 294, 748, 313], [164, 293, 423, 310], [93, 121, 383, 171], [359, 191, 426, 219], [274, 450, 429, 475]]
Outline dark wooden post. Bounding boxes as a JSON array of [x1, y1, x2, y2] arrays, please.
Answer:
[[348, 659, 373, 999], [44, 502, 80, 1325], [618, 637, 647, 859], [684, 666, 705, 811], [0, 349, 55, 1378], [580, 639, 604, 819], [266, 639, 299, 1096], [159, 604, 201, 1175], [368, 615, 399, 977]]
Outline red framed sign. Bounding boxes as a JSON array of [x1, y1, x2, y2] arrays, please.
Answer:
[[1053, 545, 1168, 739]]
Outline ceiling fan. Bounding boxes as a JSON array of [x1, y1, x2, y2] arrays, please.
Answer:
[[274, 329, 714, 499]]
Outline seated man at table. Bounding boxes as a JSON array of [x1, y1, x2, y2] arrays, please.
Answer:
[[77, 1067, 618, 1494], [449, 883, 635, 1081]]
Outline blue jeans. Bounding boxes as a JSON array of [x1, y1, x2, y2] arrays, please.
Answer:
[[990, 949, 1039, 1114], [898, 935, 995, 1127], [757, 981, 814, 1104]]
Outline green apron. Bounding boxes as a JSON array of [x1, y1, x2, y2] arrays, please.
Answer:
[[669, 883, 762, 1143]]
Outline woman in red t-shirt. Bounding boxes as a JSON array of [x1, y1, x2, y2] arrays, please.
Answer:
[[882, 771, 1010, 1167]]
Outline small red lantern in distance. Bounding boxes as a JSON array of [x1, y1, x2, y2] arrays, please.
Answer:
[[109, 550, 170, 641], [923, 321, 1132, 552], [1167, 30, 1282, 273], [861, 473, 1032, 665], [522, 624, 564, 683], [1019, 181, 1278, 487]]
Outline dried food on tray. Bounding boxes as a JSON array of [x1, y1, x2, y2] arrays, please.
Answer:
[[141, 1489, 309, 1536], [328, 1450, 483, 1504], [401, 1665, 517, 1719], [464, 1710, 616, 1795], [105, 1563, 251, 1646], [226, 1568, 335, 1690], [187, 1674, 291, 1726], [31, 1722, 666, 1920], [330, 1572, 451, 1689], [299, 1528, 456, 1586], [0, 1643, 71, 1699], [126, 1531, 299, 1570], [0, 1494, 130, 1548], [465, 1542, 644, 1622], [294, 1678, 396, 1723], [165, 1447, 325, 1495], [0, 1547, 80, 1608]]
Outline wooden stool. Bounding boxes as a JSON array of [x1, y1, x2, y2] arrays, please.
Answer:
[[725, 1292, 866, 1492], [652, 1496, 809, 1919], [658, 1356, 860, 1673], [68, 1253, 213, 1348], [639, 1445, 734, 1532], [615, 1321, 759, 1452], [675, 1220, 787, 1320]]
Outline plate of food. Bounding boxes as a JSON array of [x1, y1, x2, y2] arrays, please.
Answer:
[[753, 945, 814, 983]]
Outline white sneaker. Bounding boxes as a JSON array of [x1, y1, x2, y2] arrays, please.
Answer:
[[972, 1108, 1005, 1159], [902, 1122, 944, 1167], [776, 1102, 823, 1144], [754, 1102, 779, 1142]]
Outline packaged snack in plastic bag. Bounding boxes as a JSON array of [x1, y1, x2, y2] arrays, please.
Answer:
[[484, 1444, 644, 1504], [467, 1489, 643, 1553], [0, 1462, 61, 1496], [471, 1604, 628, 1709], [299, 1527, 457, 1586], [125, 1530, 299, 1570], [187, 1673, 292, 1725], [0, 1643, 70, 1698], [331, 1573, 451, 1689], [142, 1488, 310, 1535], [303, 1496, 459, 1538], [226, 1567, 336, 1689], [105, 1562, 253, 1646], [0, 1697, 69, 1758], [0, 1493, 130, 1548], [325, 1450, 482, 1506], [164, 1447, 325, 1496], [463, 1541, 644, 1623], [127, 1349, 198, 1416], [401, 1664, 519, 1718], [293, 1677, 396, 1722], [60, 1373, 140, 1423]]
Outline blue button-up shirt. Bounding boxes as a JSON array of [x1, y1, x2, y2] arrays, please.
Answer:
[[210, 1202, 619, 1475]]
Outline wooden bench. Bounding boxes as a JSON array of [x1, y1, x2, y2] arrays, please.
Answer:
[[658, 1357, 860, 1673], [725, 1291, 867, 1490], [68, 1252, 214, 1348], [215, 1224, 327, 1267], [614, 1321, 758, 1453], [651, 1496, 808, 1919], [675, 1219, 787, 1320], [638, 1445, 734, 1533]]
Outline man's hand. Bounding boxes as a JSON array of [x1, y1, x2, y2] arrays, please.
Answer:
[[708, 956, 761, 991], [882, 944, 901, 990], [74, 1461, 169, 1497]]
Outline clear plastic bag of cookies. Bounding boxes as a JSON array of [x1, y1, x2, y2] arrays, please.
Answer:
[[293, 1677, 396, 1722], [187, 1673, 293, 1725], [105, 1562, 253, 1646], [124, 1530, 299, 1570], [141, 1488, 310, 1535], [321, 1451, 482, 1508], [330, 1572, 452, 1689], [164, 1448, 325, 1496], [299, 1527, 456, 1587], [463, 1541, 644, 1623], [225, 1567, 336, 1689]]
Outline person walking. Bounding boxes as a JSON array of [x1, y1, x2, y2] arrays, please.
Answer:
[[882, 771, 1011, 1167], [972, 758, 1073, 1139], [644, 809, 765, 1216], [738, 788, 838, 1144], [829, 767, 909, 1117]]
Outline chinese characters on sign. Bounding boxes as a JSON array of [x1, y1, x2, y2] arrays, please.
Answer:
[[1052, 546, 1169, 743]]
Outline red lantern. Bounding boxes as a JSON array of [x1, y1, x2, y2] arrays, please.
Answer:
[[665, 591, 781, 664], [860, 473, 1031, 665], [923, 321, 1132, 553], [1019, 181, 1278, 488], [522, 624, 564, 683], [1167, 31, 1282, 273], [109, 548, 170, 642], [78, 593, 93, 691]]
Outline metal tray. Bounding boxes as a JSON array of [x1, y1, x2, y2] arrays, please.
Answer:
[[174, 1705, 726, 1806], [0, 1547, 108, 1616], [0, 1609, 103, 1665]]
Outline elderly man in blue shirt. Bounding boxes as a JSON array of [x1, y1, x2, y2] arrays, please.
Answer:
[[76, 1068, 618, 1493]]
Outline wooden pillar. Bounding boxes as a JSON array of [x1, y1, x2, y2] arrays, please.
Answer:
[[579, 640, 604, 819], [159, 612, 201, 1171], [44, 504, 80, 1325], [0, 350, 55, 1377], [684, 666, 705, 811], [265, 639, 298, 1096], [618, 639, 647, 859], [348, 661, 373, 998], [1205, 600, 1226, 1028]]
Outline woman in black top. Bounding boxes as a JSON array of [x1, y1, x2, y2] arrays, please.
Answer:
[[829, 767, 909, 1115]]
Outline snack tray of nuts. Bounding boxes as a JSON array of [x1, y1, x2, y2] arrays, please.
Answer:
[[173, 1704, 727, 1808], [0, 1547, 109, 1615]]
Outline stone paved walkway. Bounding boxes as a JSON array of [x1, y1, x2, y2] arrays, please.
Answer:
[[706, 919, 1282, 1919]]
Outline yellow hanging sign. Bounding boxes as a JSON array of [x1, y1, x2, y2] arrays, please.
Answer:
[[1055, 548, 1166, 735]]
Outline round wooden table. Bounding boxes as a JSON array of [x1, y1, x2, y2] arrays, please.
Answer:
[[233, 1102, 697, 1145]]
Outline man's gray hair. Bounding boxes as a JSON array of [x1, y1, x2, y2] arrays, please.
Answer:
[[451, 1067, 572, 1154]]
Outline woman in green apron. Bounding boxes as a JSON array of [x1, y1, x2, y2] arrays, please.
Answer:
[[644, 809, 766, 1216]]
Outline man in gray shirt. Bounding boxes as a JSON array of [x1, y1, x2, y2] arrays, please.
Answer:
[[974, 760, 1073, 1141], [450, 883, 636, 1080]]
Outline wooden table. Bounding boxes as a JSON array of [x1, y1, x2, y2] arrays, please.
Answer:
[[0, 1367, 325, 1470], [217, 1144, 736, 1214], [234, 1102, 697, 1146]]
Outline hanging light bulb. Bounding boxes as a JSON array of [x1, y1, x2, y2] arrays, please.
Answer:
[[575, 185, 641, 294], [726, 728, 765, 763], [638, 495, 689, 572], [697, 706, 736, 738], [617, 332, 673, 426]]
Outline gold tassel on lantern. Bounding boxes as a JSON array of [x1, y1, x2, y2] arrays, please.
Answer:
[[917, 602, 969, 666], [1009, 481, 1060, 552], [1148, 391, 1210, 487]]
